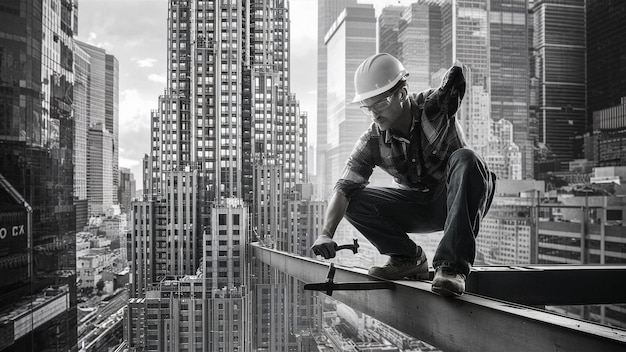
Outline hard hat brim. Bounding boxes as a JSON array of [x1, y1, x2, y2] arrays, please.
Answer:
[[351, 71, 408, 103]]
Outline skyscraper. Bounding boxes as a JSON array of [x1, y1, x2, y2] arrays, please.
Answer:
[[378, 5, 405, 57], [585, 0, 626, 167], [438, 0, 526, 180], [74, 43, 90, 231], [531, 0, 586, 172], [489, 0, 532, 178], [129, 0, 308, 350], [586, 0, 626, 127], [324, 4, 377, 192], [75, 40, 120, 216], [0, 0, 77, 350], [441, 0, 491, 151], [87, 123, 114, 216], [394, 2, 443, 93], [316, 0, 357, 199], [118, 167, 136, 214]]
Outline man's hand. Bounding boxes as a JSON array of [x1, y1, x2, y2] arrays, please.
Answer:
[[311, 234, 337, 259]]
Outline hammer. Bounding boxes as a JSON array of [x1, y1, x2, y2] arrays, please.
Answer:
[[335, 238, 359, 254]]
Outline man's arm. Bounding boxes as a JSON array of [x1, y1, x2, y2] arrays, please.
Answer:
[[311, 128, 376, 259], [311, 191, 349, 259]]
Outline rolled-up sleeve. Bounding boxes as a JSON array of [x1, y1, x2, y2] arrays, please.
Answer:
[[333, 129, 377, 199]]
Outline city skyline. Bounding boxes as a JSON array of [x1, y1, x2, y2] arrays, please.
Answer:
[[1, 1, 625, 351], [76, 0, 417, 188]]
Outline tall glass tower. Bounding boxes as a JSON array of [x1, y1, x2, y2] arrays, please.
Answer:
[[489, 0, 532, 178], [75, 41, 119, 216], [531, 0, 586, 172], [0, 0, 77, 350], [315, 0, 357, 199]]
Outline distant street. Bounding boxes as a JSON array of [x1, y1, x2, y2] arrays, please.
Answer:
[[78, 289, 128, 349]]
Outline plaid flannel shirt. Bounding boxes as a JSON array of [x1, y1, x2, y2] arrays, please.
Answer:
[[335, 65, 467, 198]]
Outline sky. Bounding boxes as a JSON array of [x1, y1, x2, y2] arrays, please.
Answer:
[[76, 0, 414, 188]]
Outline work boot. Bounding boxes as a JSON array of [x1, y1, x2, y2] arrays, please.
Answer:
[[368, 247, 428, 280], [431, 266, 466, 297]]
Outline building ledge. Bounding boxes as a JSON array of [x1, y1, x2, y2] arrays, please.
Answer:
[[252, 243, 626, 352]]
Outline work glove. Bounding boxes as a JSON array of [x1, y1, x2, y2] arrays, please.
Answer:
[[437, 62, 466, 115], [311, 234, 337, 259]]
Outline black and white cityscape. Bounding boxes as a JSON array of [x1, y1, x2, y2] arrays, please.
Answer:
[[0, 0, 625, 351]]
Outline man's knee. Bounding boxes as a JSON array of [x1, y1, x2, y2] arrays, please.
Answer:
[[449, 148, 480, 167], [447, 148, 489, 183]]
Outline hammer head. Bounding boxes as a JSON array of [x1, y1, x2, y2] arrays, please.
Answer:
[[335, 239, 359, 254]]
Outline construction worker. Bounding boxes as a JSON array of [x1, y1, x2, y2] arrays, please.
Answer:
[[312, 53, 496, 297]]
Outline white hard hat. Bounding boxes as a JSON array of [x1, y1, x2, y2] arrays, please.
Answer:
[[352, 53, 408, 103]]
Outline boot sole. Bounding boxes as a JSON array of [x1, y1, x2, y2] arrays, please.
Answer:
[[403, 272, 430, 281], [431, 284, 463, 297], [368, 269, 429, 281]]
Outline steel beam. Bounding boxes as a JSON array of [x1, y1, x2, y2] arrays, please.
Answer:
[[251, 243, 626, 352], [467, 265, 626, 305]]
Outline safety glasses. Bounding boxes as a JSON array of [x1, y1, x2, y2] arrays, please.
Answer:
[[359, 91, 396, 116]]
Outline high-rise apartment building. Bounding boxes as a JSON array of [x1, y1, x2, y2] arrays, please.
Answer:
[[129, 199, 164, 298], [252, 160, 284, 246], [127, 279, 248, 351], [76, 40, 120, 215], [316, 0, 357, 199], [530, 0, 586, 172], [0, 1, 77, 350]]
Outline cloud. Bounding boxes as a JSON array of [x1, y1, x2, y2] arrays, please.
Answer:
[[119, 89, 154, 132], [133, 57, 157, 68], [84, 32, 114, 51], [118, 88, 154, 186], [119, 156, 142, 169], [148, 74, 167, 84]]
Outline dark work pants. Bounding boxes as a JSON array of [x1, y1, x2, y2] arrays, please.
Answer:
[[344, 148, 496, 276]]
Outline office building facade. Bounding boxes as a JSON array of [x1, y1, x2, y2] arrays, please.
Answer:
[[75, 41, 119, 210], [396, 2, 443, 93], [315, 0, 357, 199], [586, 0, 626, 128], [0, 0, 77, 350], [440, 0, 492, 153], [530, 0, 586, 171], [119, 167, 136, 214], [324, 5, 377, 192], [585, 0, 626, 168], [87, 123, 114, 216], [378, 5, 405, 58], [489, 0, 532, 178], [74, 43, 90, 231]]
